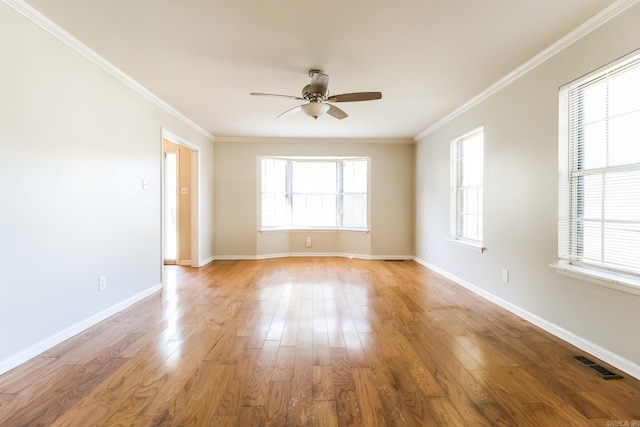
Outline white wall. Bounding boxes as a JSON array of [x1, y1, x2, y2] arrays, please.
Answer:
[[214, 138, 414, 259], [415, 3, 640, 377], [0, 3, 214, 372]]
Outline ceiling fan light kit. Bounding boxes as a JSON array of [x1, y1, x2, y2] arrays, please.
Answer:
[[301, 101, 330, 119], [251, 69, 381, 120]]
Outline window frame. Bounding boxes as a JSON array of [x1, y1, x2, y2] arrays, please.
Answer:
[[449, 126, 485, 251], [555, 49, 640, 295], [259, 156, 369, 232]]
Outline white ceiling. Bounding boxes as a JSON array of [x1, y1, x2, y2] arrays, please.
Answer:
[[23, 0, 617, 139]]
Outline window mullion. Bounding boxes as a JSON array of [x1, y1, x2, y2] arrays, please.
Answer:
[[600, 77, 611, 263], [286, 160, 293, 227], [337, 160, 344, 227]]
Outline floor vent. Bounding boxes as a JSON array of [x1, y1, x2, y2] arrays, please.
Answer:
[[573, 355, 622, 380], [574, 356, 596, 365]]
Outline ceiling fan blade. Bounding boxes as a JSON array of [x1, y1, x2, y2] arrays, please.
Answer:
[[277, 105, 303, 118], [327, 104, 348, 120], [327, 92, 382, 102], [250, 92, 304, 101], [309, 72, 329, 97]]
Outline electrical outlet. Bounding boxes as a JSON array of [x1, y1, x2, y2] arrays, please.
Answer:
[[428, 245, 432, 253], [306, 237, 312, 248], [98, 276, 107, 291], [502, 269, 509, 283]]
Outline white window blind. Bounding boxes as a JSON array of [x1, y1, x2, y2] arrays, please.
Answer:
[[450, 127, 484, 244], [260, 157, 368, 230], [559, 52, 640, 278]]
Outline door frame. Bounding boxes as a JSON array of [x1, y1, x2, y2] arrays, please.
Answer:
[[163, 148, 179, 265], [161, 128, 201, 284]]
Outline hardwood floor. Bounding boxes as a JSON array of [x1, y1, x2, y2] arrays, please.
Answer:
[[1, 258, 639, 426]]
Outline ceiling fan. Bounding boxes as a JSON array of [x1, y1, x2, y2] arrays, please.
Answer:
[[250, 69, 382, 120]]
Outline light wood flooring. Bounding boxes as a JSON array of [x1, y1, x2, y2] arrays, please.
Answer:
[[0, 258, 639, 426]]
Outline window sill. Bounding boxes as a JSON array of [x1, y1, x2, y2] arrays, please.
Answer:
[[447, 238, 486, 253], [260, 227, 370, 233], [550, 262, 640, 297]]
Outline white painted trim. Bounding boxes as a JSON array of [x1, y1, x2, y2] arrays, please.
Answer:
[[260, 228, 370, 233], [413, 257, 640, 380], [369, 255, 414, 261], [0, 283, 163, 376], [215, 136, 414, 145], [213, 253, 414, 261], [199, 255, 215, 266], [2, 0, 214, 141], [551, 263, 640, 297], [414, 0, 640, 141], [162, 129, 208, 150], [447, 238, 487, 253]]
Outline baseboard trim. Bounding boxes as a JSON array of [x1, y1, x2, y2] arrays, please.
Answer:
[[0, 282, 163, 376], [413, 257, 640, 380], [213, 253, 414, 261], [199, 256, 215, 267]]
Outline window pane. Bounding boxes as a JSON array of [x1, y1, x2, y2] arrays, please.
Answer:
[[604, 223, 640, 272], [262, 158, 286, 192], [581, 175, 603, 220], [580, 81, 607, 123], [581, 121, 607, 170], [291, 194, 306, 226], [604, 170, 640, 221], [463, 214, 481, 241], [322, 195, 337, 226], [306, 195, 322, 225], [579, 220, 602, 264], [608, 111, 640, 166], [465, 188, 479, 215], [609, 65, 640, 117], [343, 159, 367, 193], [292, 161, 336, 193], [343, 194, 367, 228], [292, 194, 338, 227], [460, 133, 483, 187]]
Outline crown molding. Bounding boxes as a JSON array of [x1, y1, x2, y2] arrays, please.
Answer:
[[214, 136, 414, 144], [2, 0, 214, 141], [414, 0, 640, 141]]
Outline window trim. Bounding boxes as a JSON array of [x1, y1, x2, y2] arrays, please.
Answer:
[[446, 237, 486, 253], [551, 261, 640, 297], [449, 126, 485, 250], [556, 48, 640, 291], [258, 156, 370, 232]]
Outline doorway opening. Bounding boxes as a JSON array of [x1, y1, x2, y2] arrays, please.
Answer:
[[161, 129, 200, 276]]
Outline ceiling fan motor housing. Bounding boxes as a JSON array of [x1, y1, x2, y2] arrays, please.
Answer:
[[302, 84, 328, 101]]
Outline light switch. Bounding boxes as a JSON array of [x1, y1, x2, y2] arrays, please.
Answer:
[[142, 179, 148, 190]]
